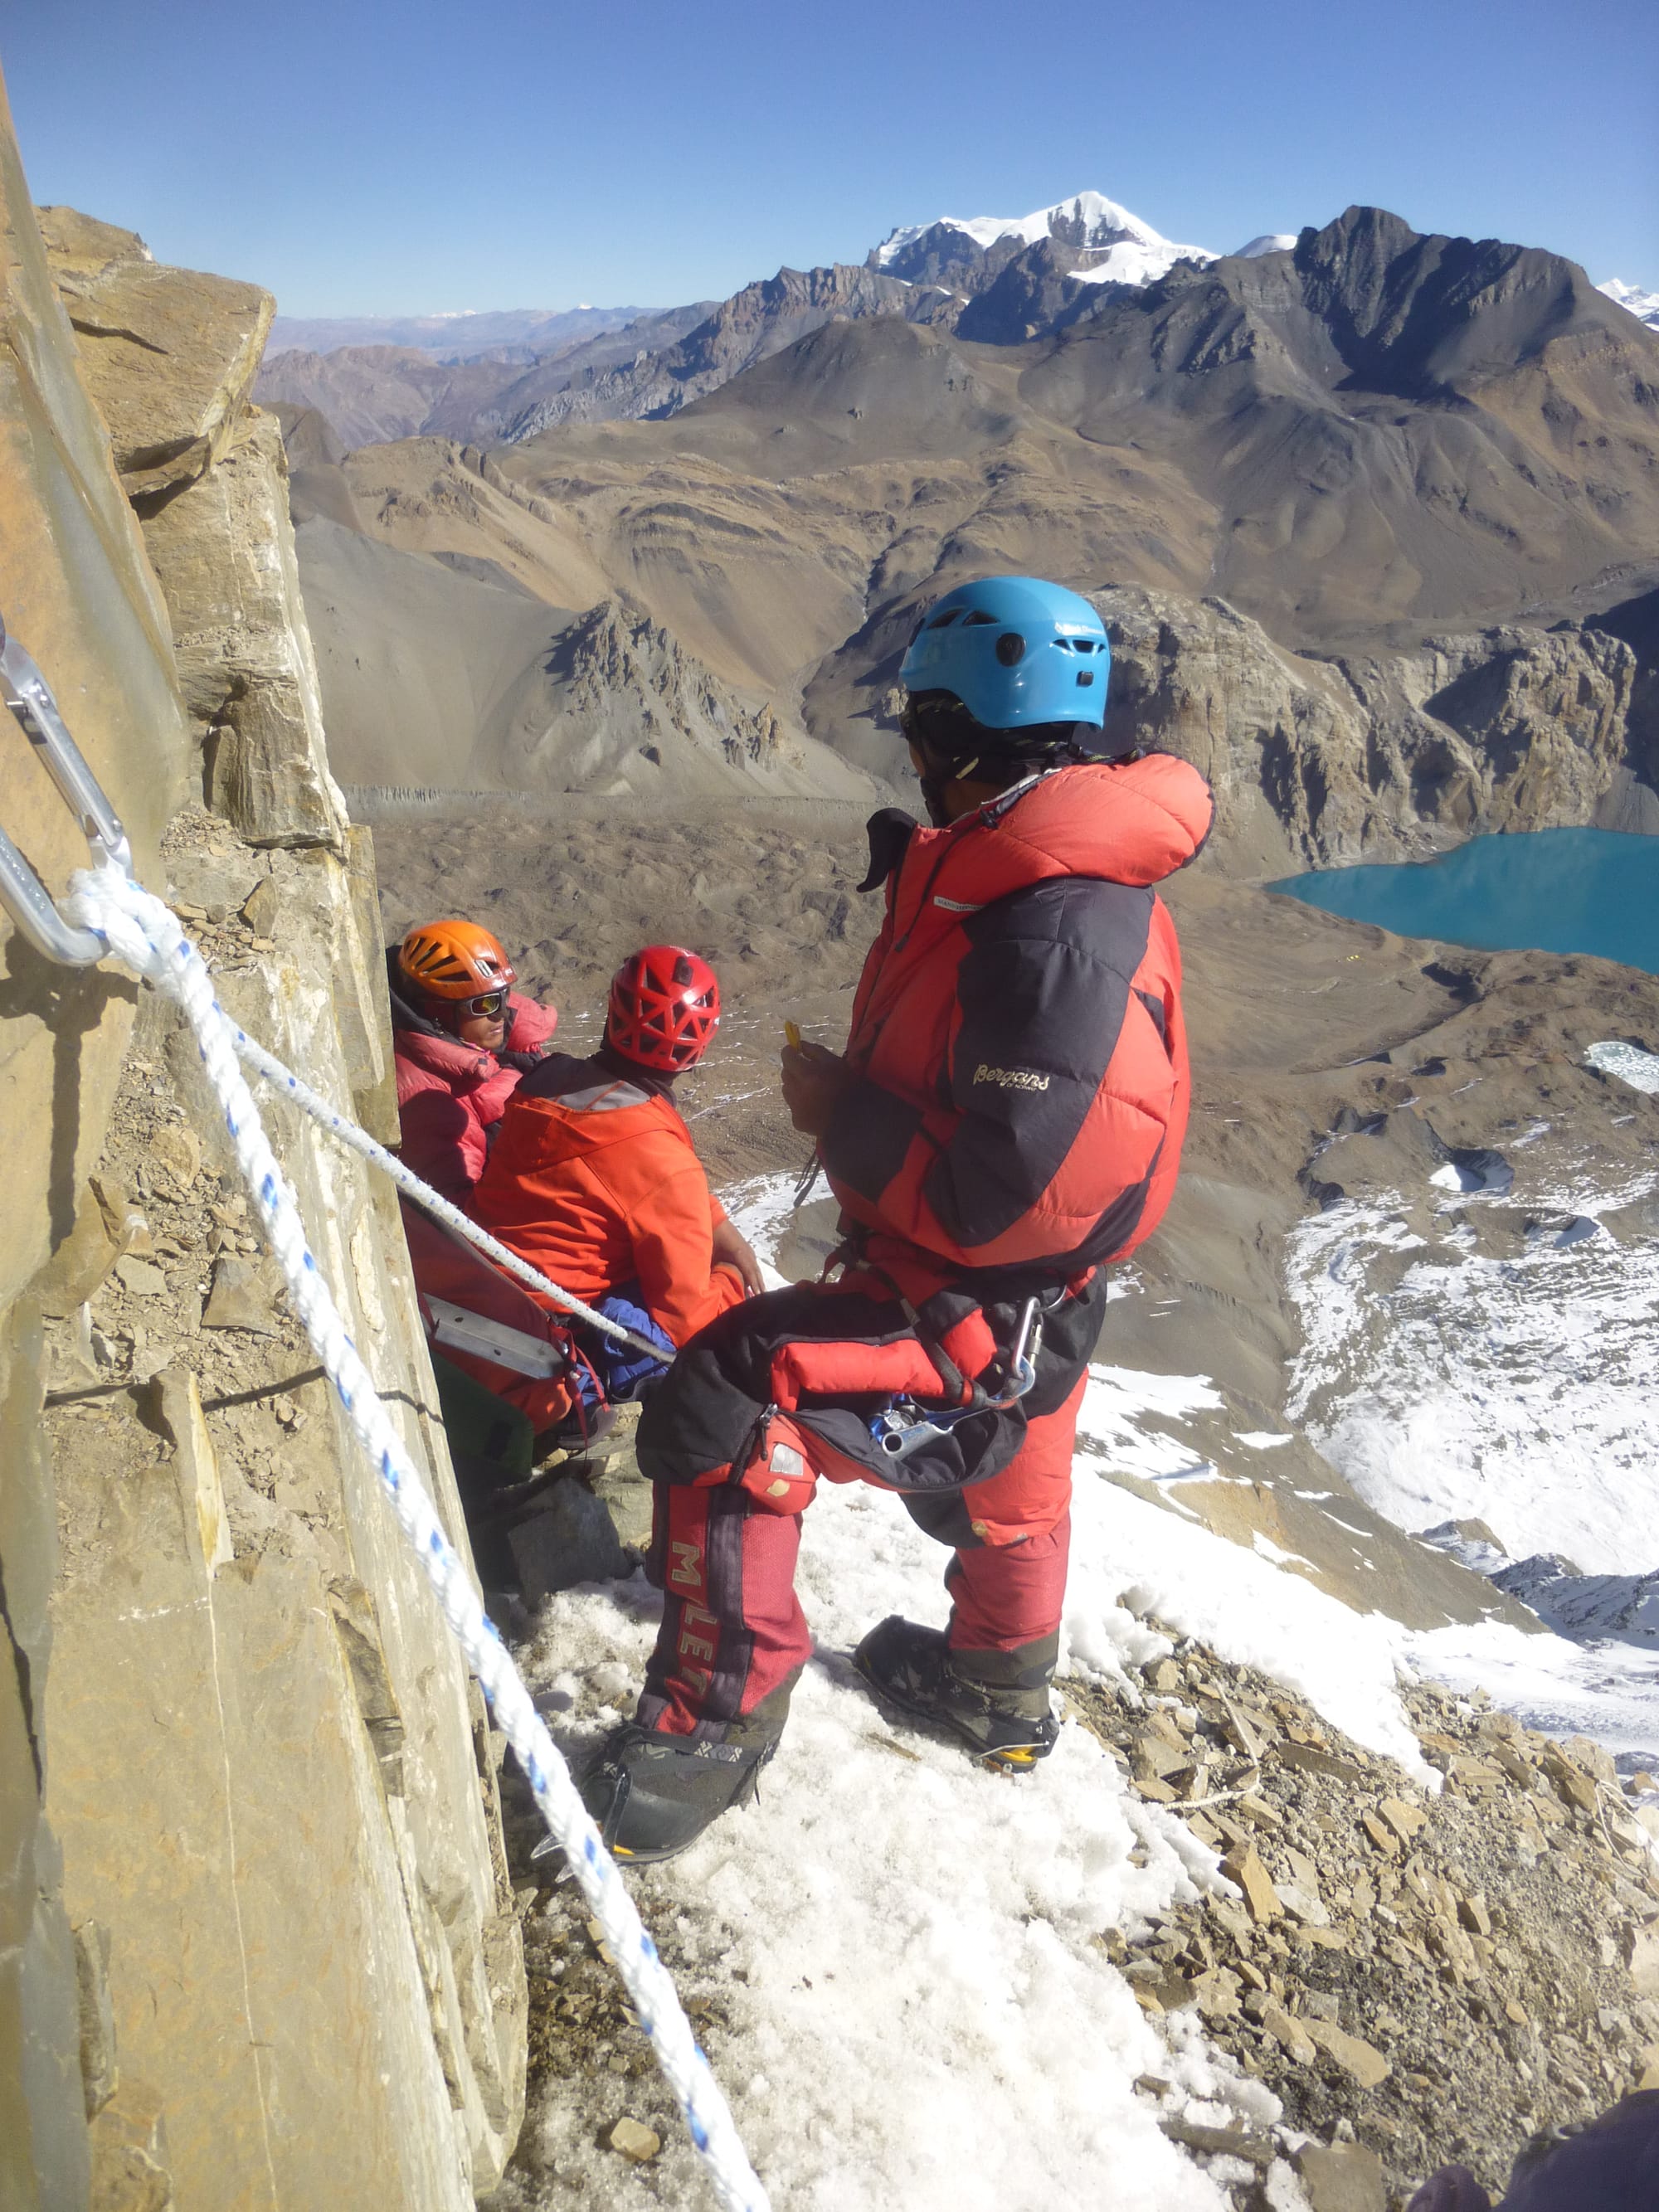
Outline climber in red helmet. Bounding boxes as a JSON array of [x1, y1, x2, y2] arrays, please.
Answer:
[[472, 946, 761, 1391], [388, 918, 558, 1205]]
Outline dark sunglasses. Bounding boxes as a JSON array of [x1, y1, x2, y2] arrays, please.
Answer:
[[461, 989, 508, 1018]]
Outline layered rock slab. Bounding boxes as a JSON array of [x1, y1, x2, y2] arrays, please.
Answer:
[[0, 117, 526, 2212]]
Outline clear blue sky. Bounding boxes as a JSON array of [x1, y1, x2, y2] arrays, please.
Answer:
[[3, 0, 1654, 316]]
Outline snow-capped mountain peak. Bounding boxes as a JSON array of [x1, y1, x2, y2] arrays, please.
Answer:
[[872, 190, 1214, 289], [1598, 277, 1659, 332], [1236, 232, 1299, 258]]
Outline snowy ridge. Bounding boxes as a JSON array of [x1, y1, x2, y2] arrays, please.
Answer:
[[872, 189, 1214, 283], [1598, 278, 1659, 332], [1236, 234, 1298, 259]]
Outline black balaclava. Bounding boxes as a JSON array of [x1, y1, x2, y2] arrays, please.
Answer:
[[902, 693, 1106, 825]]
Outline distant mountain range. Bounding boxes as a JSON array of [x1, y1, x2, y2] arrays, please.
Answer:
[[278, 200, 1659, 826], [258, 190, 1659, 453], [265, 304, 649, 358], [255, 192, 1219, 443]]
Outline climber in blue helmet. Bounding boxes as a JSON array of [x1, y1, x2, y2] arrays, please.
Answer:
[[573, 571, 1215, 1865], [895, 573, 1115, 827]]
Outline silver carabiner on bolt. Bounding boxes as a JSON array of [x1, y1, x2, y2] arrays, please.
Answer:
[[0, 612, 131, 966]]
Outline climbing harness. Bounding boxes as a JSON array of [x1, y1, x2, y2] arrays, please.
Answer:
[[871, 1293, 1040, 1461], [1, 625, 770, 2212]]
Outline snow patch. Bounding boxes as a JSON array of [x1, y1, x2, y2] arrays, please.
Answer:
[[1407, 1621, 1659, 1771], [1234, 233, 1298, 258], [1587, 1038, 1659, 1094], [1286, 1183, 1659, 1574]]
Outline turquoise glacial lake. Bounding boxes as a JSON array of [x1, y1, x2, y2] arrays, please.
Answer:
[[1273, 828, 1659, 977]]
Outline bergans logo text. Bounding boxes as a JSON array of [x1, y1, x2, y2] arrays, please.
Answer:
[[973, 1063, 1051, 1092]]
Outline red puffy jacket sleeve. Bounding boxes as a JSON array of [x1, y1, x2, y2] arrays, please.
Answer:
[[397, 1087, 488, 1204]]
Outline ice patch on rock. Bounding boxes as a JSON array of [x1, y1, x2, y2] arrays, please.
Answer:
[[1587, 1038, 1659, 1094]]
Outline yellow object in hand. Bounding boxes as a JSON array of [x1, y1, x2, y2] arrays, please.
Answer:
[[784, 1019, 802, 1050]]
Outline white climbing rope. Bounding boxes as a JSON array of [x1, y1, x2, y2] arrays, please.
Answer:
[[64, 859, 771, 2212], [226, 1023, 664, 1359]]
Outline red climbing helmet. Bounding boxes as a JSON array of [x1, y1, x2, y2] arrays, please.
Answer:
[[398, 918, 516, 1000], [606, 946, 720, 1072]]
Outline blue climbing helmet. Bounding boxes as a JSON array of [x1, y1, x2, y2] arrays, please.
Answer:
[[899, 575, 1111, 736]]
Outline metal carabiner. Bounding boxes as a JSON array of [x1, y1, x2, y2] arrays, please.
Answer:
[[871, 1296, 1043, 1460], [0, 613, 131, 966]]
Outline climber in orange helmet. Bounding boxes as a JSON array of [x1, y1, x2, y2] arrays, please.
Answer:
[[387, 918, 558, 1204]]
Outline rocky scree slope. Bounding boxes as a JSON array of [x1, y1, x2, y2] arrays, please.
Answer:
[[1068, 1639, 1659, 2209], [3, 158, 525, 2212]]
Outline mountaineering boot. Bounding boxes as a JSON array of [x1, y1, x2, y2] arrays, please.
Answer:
[[577, 1682, 794, 1863], [853, 1616, 1060, 1771], [578, 1729, 776, 1862]]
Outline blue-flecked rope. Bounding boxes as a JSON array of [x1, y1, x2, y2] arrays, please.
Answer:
[[64, 860, 772, 2212]]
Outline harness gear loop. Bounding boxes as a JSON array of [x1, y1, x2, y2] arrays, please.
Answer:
[[0, 613, 133, 965]]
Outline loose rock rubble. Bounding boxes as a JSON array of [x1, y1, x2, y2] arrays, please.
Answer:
[[1073, 1632, 1659, 2206]]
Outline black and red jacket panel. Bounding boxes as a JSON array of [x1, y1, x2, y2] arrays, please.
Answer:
[[821, 754, 1213, 1282]]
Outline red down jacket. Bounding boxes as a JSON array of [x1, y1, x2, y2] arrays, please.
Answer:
[[393, 990, 558, 1203], [820, 754, 1214, 1279]]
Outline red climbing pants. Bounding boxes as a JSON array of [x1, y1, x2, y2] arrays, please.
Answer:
[[632, 1274, 1103, 1740]]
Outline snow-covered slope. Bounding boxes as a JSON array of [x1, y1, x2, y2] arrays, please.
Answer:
[[507, 1143, 1659, 2205], [873, 190, 1214, 286], [1235, 233, 1298, 258], [508, 1175, 1432, 2210], [1598, 277, 1659, 331]]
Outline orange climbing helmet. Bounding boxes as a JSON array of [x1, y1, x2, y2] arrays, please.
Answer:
[[398, 918, 517, 1002], [606, 945, 719, 1072]]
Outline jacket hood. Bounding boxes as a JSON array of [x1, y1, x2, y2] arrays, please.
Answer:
[[867, 756, 1214, 909], [956, 756, 1212, 898]]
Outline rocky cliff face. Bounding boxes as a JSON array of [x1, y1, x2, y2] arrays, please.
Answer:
[[1093, 586, 1644, 871], [2, 110, 523, 2212]]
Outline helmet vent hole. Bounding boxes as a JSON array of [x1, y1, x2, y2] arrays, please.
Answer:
[[961, 610, 997, 627], [1076, 670, 1094, 687], [927, 608, 961, 629]]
